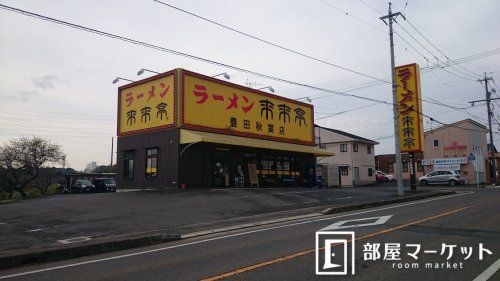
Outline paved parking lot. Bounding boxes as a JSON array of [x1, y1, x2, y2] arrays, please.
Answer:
[[0, 185, 454, 254]]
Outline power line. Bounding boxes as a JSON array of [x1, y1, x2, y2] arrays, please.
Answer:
[[405, 18, 481, 78], [0, 3, 494, 137], [356, 0, 384, 15], [402, 0, 411, 14], [394, 21, 478, 81], [0, 3, 392, 106], [320, 0, 386, 33], [314, 102, 382, 120], [152, 0, 390, 84]]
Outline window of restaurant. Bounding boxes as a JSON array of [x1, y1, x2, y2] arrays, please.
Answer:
[[403, 162, 409, 172], [123, 150, 135, 179], [353, 143, 358, 152], [145, 148, 158, 178], [388, 163, 394, 173], [368, 168, 373, 176]]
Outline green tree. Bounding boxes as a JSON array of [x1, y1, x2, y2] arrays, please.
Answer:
[[0, 136, 65, 198]]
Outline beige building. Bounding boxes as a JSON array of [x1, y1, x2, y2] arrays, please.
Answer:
[[423, 119, 488, 184], [315, 125, 378, 187]]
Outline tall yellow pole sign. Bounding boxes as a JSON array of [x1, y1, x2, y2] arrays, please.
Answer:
[[395, 63, 424, 152], [182, 71, 314, 145], [118, 72, 176, 136]]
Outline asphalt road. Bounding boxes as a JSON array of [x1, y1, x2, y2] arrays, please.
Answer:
[[1, 187, 499, 280], [0, 185, 421, 253]]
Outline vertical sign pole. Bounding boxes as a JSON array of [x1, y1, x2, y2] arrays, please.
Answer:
[[475, 158, 480, 187], [409, 152, 416, 190]]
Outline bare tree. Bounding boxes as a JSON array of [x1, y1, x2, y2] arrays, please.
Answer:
[[33, 168, 59, 195], [0, 136, 65, 198]]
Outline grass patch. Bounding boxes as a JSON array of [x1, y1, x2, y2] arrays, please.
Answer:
[[0, 184, 62, 204]]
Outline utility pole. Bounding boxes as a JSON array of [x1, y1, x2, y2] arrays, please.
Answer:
[[380, 3, 405, 196], [470, 74, 497, 184]]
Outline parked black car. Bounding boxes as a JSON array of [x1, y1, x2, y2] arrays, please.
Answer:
[[93, 178, 117, 192], [70, 179, 95, 193]]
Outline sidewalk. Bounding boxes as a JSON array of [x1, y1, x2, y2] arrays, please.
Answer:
[[0, 187, 455, 269]]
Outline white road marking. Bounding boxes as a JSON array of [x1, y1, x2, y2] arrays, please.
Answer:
[[0, 191, 474, 279], [242, 190, 320, 198], [334, 196, 365, 200], [320, 215, 393, 231], [473, 258, 500, 281], [26, 225, 64, 233], [57, 236, 92, 244]]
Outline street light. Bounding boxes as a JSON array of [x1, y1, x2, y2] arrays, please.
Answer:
[[112, 77, 135, 84], [295, 96, 312, 102], [258, 86, 274, 93], [137, 68, 160, 76], [212, 72, 230, 80]]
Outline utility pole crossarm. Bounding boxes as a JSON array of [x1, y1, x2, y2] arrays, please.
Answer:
[[379, 12, 405, 21], [469, 98, 500, 104]]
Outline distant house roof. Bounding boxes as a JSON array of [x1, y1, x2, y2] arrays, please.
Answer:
[[425, 118, 487, 134], [315, 124, 379, 145]]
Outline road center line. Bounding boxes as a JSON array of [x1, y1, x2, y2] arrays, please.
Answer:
[[0, 191, 473, 279]]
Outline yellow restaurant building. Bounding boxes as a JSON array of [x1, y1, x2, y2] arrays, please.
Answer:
[[116, 68, 333, 189]]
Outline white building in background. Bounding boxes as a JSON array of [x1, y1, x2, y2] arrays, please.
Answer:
[[315, 125, 379, 187], [85, 161, 97, 173]]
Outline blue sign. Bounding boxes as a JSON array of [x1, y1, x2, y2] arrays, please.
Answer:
[[468, 153, 476, 161]]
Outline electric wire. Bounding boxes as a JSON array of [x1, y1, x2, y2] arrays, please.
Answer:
[[394, 21, 478, 81], [405, 18, 481, 78], [319, 0, 386, 33], [152, 0, 390, 84], [0, 4, 494, 136], [0, 3, 391, 106]]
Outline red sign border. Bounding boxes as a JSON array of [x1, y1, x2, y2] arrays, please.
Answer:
[[117, 70, 177, 137], [180, 69, 315, 146]]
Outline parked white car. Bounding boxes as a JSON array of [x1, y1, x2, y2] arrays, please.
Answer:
[[419, 170, 465, 186]]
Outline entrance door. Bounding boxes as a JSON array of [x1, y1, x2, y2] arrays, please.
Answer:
[[353, 167, 360, 186], [212, 159, 230, 187]]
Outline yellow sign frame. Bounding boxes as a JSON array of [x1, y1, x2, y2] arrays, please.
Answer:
[[117, 71, 177, 136], [180, 70, 315, 145], [395, 63, 424, 152]]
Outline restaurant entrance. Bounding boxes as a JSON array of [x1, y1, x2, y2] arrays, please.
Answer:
[[212, 157, 230, 187]]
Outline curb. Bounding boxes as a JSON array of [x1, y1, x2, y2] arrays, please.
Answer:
[[181, 212, 323, 239], [0, 190, 454, 270], [321, 191, 456, 214], [0, 233, 181, 270]]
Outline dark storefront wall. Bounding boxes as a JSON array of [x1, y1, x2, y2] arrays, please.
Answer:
[[117, 129, 179, 189], [179, 142, 315, 188]]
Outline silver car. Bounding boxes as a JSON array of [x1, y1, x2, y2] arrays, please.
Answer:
[[419, 170, 465, 186]]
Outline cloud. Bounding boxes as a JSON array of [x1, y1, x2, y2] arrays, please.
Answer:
[[31, 75, 67, 90], [3, 90, 39, 101]]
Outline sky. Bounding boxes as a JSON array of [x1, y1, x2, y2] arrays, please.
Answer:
[[1, 0, 500, 170]]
